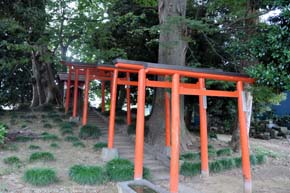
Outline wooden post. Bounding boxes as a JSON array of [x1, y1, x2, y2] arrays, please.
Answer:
[[237, 81, 252, 193], [134, 68, 146, 180], [108, 69, 118, 149], [65, 66, 72, 114], [165, 91, 171, 147], [82, 69, 90, 126], [101, 81, 105, 112], [170, 73, 180, 193], [72, 68, 79, 117], [199, 78, 209, 177]]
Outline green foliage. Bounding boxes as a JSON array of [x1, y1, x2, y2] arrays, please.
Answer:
[[2, 143, 18, 151], [72, 141, 85, 148], [29, 152, 55, 162], [254, 147, 279, 158], [209, 160, 223, 173], [234, 157, 242, 168], [0, 123, 8, 145], [218, 158, 236, 170], [3, 156, 21, 165], [180, 152, 200, 161], [69, 165, 106, 185], [79, 125, 101, 139], [29, 145, 41, 150], [216, 148, 233, 157], [50, 143, 59, 149], [180, 162, 201, 176], [40, 133, 59, 141], [106, 158, 150, 181], [15, 136, 33, 142], [23, 168, 58, 186], [256, 154, 267, 165], [94, 142, 107, 151], [250, 154, 257, 166], [61, 129, 74, 136], [64, 136, 80, 142], [59, 122, 74, 130]]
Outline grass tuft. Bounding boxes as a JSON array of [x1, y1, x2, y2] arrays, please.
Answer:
[[256, 154, 267, 165], [218, 158, 236, 170], [180, 152, 200, 161], [23, 168, 58, 186], [79, 125, 101, 139], [72, 141, 85, 148], [94, 142, 107, 151], [180, 162, 201, 176], [40, 133, 59, 141], [50, 143, 59, 148], [69, 165, 106, 185], [15, 136, 33, 142], [2, 143, 18, 151], [29, 152, 55, 162], [64, 135, 80, 142], [29, 145, 41, 150], [209, 160, 223, 173], [59, 122, 74, 130], [234, 157, 242, 168], [216, 148, 233, 157], [61, 129, 74, 136], [250, 154, 257, 166], [43, 123, 52, 129], [3, 156, 21, 165]]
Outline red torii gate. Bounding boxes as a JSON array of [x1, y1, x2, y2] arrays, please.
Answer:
[[107, 59, 254, 193]]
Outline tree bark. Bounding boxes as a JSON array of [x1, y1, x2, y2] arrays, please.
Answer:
[[147, 0, 191, 152]]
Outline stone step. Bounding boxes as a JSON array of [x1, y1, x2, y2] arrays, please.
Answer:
[[151, 170, 170, 181]]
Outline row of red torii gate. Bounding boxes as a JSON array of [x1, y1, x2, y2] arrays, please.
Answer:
[[59, 59, 254, 193]]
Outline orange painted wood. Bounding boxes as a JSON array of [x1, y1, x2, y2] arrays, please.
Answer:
[[65, 66, 72, 114], [126, 72, 132, 125], [82, 69, 90, 125], [72, 68, 79, 117], [165, 91, 171, 147], [101, 81, 105, 113], [179, 88, 239, 98]]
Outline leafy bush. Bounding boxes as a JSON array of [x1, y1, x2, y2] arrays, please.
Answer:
[[23, 168, 58, 186], [180, 162, 201, 176], [216, 148, 233, 157], [79, 125, 101, 139], [29, 152, 55, 162], [29, 145, 41, 150], [69, 165, 106, 185], [3, 156, 21, 165], [64, 135, 80, 142], [0, 123, 8, 145], [94, 142, 107, 151]]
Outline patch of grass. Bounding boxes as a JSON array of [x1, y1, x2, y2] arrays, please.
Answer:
[[40, 133, 59, 141], [15, 136, 33, 142], [47, 112, 59, 119], [10, 119, 17, 125], [61, 129, 73, 136], [50, 143, 59, 149], [256, 154, 267, 165], [64, 135, 80, 142], [216, 148, 233, 157], [209, 160, 223, 173], [29, 152, 55, 162], [79, 125, 101, 139], [254, 147, 279, 158], [43, 123, 52, 129], [24, 119, 33, 123], [218, 158, 236, 170], [106, 158, 150, 181], [23, 168, 58, 186], [208, 144, 214, 150], [73, 141, 85, 148], [94, 142, 107, 151], [208, 148, 217, 158], [234, 157, 242, 168], [2, 143, 18, 151], [59, 122, 73, 130], [180, 162, 201, 176], [29, 145, 41, 150], [180, 152, 200, 161], [3, 156, 21, 165], [21, 124, 27, 128], [53, 118, 63, 123], [250, 154, 257, 166], [69, 165, 106, 185]]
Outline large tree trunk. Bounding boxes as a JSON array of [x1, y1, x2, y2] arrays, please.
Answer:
[[147, 0, 192, 152], [30, 47, 61, 107]]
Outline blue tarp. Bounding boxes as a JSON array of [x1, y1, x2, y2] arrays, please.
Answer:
[[272, 92, 290, 116]]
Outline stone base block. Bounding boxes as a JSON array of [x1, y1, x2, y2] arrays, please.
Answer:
[[101, 148, 119, 162], [69, 116, 80, 122], [117, 179, 169, 193]]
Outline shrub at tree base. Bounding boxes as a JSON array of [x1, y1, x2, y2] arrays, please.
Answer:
[[106, 158, 150, 181], [23, 168, 58, 186], [79, 125, 101, 139], [29, 152, 55, 162], [69, 165, 106, 185]]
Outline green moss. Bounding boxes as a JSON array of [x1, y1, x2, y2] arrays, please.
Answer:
[[29, 145, 41, 150], [94, 142, 107, 151], [3, 156, 21, 165], [43, 123, 52, 129], [180, 152, 200, 161], [79, 125, 101, 139], [73, 141, 85, 148], [64, 135, 80, 142], [29, 152, 55, 162], [23, 168, 58, 186], [69, 165, 106, 185], [216, 148, 233, 157], [180, 162, 201, 176]]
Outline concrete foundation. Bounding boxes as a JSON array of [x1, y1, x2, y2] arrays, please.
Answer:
[[69, 116, 80, 122], [101, 148, 119, 161], [117, 179, 169, 193]]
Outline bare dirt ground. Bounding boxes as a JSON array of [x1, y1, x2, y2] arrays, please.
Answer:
[[1, 111, 290, 193]]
